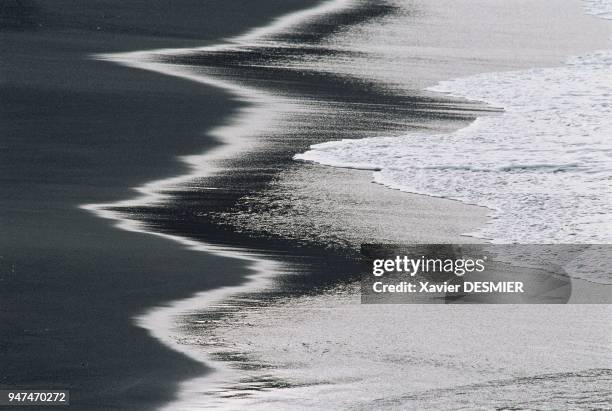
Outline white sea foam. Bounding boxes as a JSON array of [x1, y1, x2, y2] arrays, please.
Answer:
[[296, 2, 612, 244], [584, 0, 612, 18]]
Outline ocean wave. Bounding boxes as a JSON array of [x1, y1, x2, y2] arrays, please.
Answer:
[[295, 3, 612, 245]]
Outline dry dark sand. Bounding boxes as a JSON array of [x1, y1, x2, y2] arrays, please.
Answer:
[[0, 1, 321, 409]]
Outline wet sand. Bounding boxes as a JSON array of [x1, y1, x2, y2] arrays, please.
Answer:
[[83, 0, 612, 407], [103, 0, 612, 252]]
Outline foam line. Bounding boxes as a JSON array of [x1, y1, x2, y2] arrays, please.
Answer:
[[80, 0, 354, 408]]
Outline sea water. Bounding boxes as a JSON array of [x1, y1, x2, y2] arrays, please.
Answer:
[[296, 1, 612, 244], [136, 1, 612, 409]]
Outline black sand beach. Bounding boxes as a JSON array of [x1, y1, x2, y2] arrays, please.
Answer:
[[1, 1, 488, 406], [1, 1, 323, 409], [75, 2, 494, 404], [87, 0, 612, 407], [3, 0, 611, 409]]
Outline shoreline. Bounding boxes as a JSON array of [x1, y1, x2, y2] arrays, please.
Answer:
[[77, 0, 612, 408], [88, 0, 612, 408], [78, 1, 488, 407]]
